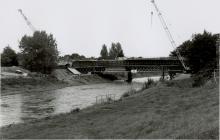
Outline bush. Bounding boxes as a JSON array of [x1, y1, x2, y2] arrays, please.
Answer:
[[192, 68, 213, 87], [121, 89, 137, 98], [142, 78, 156, 90], [165, 81, 175, 87], [192, 75, 207, 87]]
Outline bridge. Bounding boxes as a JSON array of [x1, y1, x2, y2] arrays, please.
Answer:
[[71, 57, 185, 77]]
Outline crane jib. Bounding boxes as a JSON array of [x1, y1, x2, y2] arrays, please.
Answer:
[[150, 0, 189, 70]]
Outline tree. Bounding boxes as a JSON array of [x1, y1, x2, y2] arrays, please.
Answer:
[[19, 31, 59, 74], [188, 31, 218, 73], [109, 42, 125, 59], [70, 53, 86, 60], [59, 53, 86, 62], [170, 40, 192, 57], [1, 45, 18, 66], [115, 42, 124, 57], [100, 44, 108, 59], [170, 31, 218, 74], [109, 43, 117, 59]]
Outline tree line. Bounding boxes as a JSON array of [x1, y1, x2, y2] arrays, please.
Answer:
[[100, 42, 124, 59], [1, 30, 125, 74]]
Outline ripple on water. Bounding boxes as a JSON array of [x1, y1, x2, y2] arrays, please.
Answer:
[[0, 82, 143, 127]]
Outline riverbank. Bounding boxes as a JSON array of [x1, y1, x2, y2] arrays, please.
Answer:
[[1, 78, 218, 139], [1, 74, 110, 96]]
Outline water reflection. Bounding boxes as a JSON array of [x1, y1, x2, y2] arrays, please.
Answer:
[[132, 76, 161, 83], [20, 92, 56, 122], [0, 94, 22, 126]]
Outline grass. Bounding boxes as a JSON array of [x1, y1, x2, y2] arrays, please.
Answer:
[[1, 72, 110, 96], [121, 89, 137, 98], [164, 78, 194, 88], [1, 78, 219, 139], [121, 78, 157, 98], [1, 77, 68, 95], [141, 78, 156, 90]]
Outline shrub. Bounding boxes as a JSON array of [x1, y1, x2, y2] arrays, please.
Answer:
[[165, 81, 175, 87], [71, 108, 80, 113], [142, 78, 156, 90], [192, 75, 207, 87], [121, 89, 137, 98]]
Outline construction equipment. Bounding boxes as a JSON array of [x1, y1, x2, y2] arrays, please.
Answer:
[[150, 0, 189, 70], [18, 9, 36, 32], [150, 11, 153, 27]]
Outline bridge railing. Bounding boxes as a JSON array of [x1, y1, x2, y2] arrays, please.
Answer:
[[72, 59, 183, 68]]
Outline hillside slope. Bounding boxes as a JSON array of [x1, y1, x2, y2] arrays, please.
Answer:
[[1, 79, 219, 139]]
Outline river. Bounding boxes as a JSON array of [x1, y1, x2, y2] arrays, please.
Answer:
[[0, 76, 160, 127]]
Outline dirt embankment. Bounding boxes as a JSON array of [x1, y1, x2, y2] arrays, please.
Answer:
[[1, 77, 68, 96], [1, 78, 218, 139], [1, 68, 110, 96]]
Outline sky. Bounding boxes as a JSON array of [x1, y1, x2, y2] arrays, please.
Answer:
[[0, 0, 220, 58]]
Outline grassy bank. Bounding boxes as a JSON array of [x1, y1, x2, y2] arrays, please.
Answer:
[[1, 74, 109, 96], [1, 78, 218, 139]]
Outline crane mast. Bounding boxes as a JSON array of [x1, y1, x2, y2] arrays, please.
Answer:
[[150, 0, 188, 70], [18, 9, 36, 32]]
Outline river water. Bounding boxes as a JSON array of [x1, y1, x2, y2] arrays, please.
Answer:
[[0, 77, 160, 127]]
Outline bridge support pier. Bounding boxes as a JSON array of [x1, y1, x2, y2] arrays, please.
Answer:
[[168, 71, 176, 80], [126, 69, 132, 83], [161, 67, 165, 81]]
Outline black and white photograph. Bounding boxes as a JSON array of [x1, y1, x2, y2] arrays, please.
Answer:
[[0, 0, 219, 139]]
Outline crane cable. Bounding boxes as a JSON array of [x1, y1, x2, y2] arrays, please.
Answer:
[[150, 0, 189, 70], [150, 11, 153, 27], [18, 9, 36, 33]]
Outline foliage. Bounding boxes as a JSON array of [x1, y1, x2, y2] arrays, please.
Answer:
[[142, 78, 156, 90], [108, 42, 124, 59], [121, 89, 137, 98], [58, 55, 71, 62], [170, 31, 218, 75], [122, 78, 156, 98], [115, 42, 124, 58], [100, 44, 108, 59], [70, 53, 86, 60], [192, 75, 206, 87], [109, 43, 117, 59], [192, 68, 214, 87], [170, 40, 192, 58], [19, 31, 59, 74], [1, 46, 18, 66], [59, 53, 86, 62], [164, 78, 193, 88]]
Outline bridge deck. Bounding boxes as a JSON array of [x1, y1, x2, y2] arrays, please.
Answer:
[[71, 57, 185, 73]]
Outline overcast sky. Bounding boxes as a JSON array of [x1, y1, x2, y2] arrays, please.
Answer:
[[0, 0, 219, 57]]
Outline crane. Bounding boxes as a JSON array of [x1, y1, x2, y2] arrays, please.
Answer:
[[18, 9, 36, 32], [150, 0, 189, 70]]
